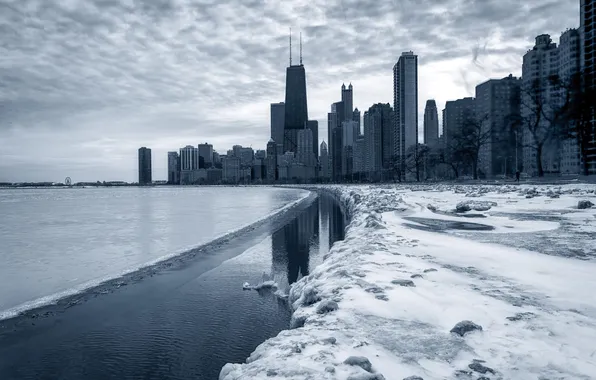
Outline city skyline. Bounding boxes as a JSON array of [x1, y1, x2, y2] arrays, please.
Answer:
[[0, 0, 580, 182]]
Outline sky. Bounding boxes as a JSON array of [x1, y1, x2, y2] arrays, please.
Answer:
[[0, 0, 580, 182]]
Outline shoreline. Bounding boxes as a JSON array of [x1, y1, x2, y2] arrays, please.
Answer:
[[0, 189, 314, 326], [220, 183, 596, 380]]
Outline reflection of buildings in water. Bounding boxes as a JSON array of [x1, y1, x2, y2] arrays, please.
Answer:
[[270, 196, 345, 291]]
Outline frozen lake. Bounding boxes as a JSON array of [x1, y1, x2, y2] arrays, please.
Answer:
[[0, 186, 309, 319]]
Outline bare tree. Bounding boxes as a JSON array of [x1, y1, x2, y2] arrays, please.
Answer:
[[507, 78, 560, 177], [456, 112, 491, 179], [405, 144, 429, 182], [549, 71, 596, 176]]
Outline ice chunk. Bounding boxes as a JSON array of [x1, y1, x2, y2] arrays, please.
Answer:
[[450, 320, 483, 337]]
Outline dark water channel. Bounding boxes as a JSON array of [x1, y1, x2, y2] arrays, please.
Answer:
[[0, 193, 346, 380]]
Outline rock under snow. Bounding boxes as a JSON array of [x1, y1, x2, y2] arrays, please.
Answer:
[[578, 200, 594, 209], [316, 299, 339, 314], [456, 200, 497, 212], [391, 279, 416, 287], [343, 356, 373, 372], [450, 320, 483, 337]]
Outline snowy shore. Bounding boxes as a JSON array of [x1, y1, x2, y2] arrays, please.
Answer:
[[221, 184, 596, 380]]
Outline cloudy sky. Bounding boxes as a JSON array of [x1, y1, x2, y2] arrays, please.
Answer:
[[0, 0, 579, 182]]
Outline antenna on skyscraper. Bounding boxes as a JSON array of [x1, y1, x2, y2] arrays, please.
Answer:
[[299, 31, 302, 65], [289, 27, 292, 66]]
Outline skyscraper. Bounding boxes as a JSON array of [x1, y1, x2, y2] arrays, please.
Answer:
[[393, 51, 419, 176], [270, 102, 285, 154], [329, 101, 345, 180], [138, 147, 152, 185], [283, 33, 308, 154], [167, 151, 180, 185], [341, 83, 353, 121], [423, 100, 439, 148]]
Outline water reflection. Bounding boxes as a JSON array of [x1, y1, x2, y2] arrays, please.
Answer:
[[271, 194, 346, 293]]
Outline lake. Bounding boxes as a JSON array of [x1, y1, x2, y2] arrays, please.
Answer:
[[0, 187, 346, 380]]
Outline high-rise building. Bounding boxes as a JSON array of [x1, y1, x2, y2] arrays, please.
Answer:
[[271, 102, 285, 154], [167, 151, 180, 185], [423, 100, 439, 148], [581, 0, 596, 174], [353, 108, 361, 136], [443, 97, 476, 152], [198, 143, 213, 168], [222, 156, 240, 183], [329, 101, 346, 180], [341, 83, 353, 120], [238, 147, 254, 167], [475, 74, 521, 178], [297, 127, 315, 168], [558, 28, 582, 175], [393, 51, 419, 175], [179, 145, 200, 185], [138, 147, 152, 185], [353, 136, 366, 175], [283, 34, 309, 154], [266, 139, 278, 181], [319, 141, 329, 179], [364, 103, 393, 176], [522, 34, 560, 176], [307, 120, 319, 159], [255, 150, 267, 161], [180, 145, 199, 171]]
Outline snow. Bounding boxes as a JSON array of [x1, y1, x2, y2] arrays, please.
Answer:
[[220, 183, 596, 380]]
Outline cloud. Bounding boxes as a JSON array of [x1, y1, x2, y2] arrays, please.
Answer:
[[0, 0, 579, 182]]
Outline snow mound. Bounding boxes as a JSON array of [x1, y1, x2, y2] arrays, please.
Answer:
[[221, 183, 596, 380]]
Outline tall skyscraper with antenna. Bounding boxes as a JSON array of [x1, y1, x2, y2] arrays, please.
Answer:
[[283, 30, 309, 155]]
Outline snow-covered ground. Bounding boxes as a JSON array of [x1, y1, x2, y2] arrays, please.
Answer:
[[221, 184, 596, 380]]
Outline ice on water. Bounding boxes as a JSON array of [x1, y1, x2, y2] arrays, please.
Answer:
[[222, 183, 596, 380]]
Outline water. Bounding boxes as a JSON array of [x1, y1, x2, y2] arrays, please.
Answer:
[[0, 190, 346, 380], [0, 187, 308, 318]]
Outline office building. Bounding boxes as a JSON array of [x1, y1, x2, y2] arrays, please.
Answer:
[[319, 141, 329, 179], [475, 74, 521, 177], [138, 147, 152, 185], [443, 97, 476, 152], [222, 156, 240, 182], [266, 139, 278, 181], [558, 28, 582, 174], [353, 108, 361, 136], [353, 136, 365, 175], [307, 120, 319, 159], [364, 103, 393, 176], [423, 100, 439, 148], [167, 151, 180, 185], [271, 102, 285, 154], [198, 143, 213, 168], [393, 51, 419, 176]]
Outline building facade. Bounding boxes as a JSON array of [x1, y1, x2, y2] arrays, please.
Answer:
[[319, 141, 329, 179], [284, 64, 309, 154], [581, 0, 596, 174]]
